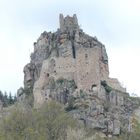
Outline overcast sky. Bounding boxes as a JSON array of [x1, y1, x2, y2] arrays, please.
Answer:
[[0, 0, 140, 96]]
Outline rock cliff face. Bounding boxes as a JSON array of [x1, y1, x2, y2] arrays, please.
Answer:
[[18, 14, 139, 136]]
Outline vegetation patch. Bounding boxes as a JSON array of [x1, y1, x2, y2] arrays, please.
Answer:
[[101, 80, 112, 93], [79, 89, 85, 98], [65, 96, 77, 111], [56, 77, 65, 85], [0, 91, 16, 107], [23, 88, 34, 107]]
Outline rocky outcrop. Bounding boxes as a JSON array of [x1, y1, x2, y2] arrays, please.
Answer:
[[18, 14, 139, 136]]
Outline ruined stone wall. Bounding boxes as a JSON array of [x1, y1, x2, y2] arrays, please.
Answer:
[[54, 57, 76, 81], [76, 47, 100, 90], [107, 78, 126, 92], [76, 46, 109, 91]]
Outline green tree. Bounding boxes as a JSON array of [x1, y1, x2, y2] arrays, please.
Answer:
[[3, 91, 8, 107], [0, 91, 4, 101], [8, 92, 14, 105], [13, 94, 17, 102], [36, 101, 76, 140]]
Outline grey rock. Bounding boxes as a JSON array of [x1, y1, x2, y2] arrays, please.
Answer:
[[113, 120, 121, 135], [17, 87, 26, 102], [24, 63, 37, 90]]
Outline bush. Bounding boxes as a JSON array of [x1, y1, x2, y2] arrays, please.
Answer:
[[65, 96, 77, 111], [0, 101, 77, 140], [101, 80, 112, 93]]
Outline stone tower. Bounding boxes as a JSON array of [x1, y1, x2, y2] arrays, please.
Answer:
[[59, 14, 79, 31]]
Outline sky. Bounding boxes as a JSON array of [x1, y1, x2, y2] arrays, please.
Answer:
[[0, 0, 140, 96]]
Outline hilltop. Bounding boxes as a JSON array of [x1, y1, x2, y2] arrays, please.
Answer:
[[16, 14, 140, 137]]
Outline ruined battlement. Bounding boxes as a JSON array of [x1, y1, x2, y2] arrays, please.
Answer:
[[59, 14, 79, 31]]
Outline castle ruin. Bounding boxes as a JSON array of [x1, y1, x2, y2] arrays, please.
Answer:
[[23, 14, 125, 107]]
